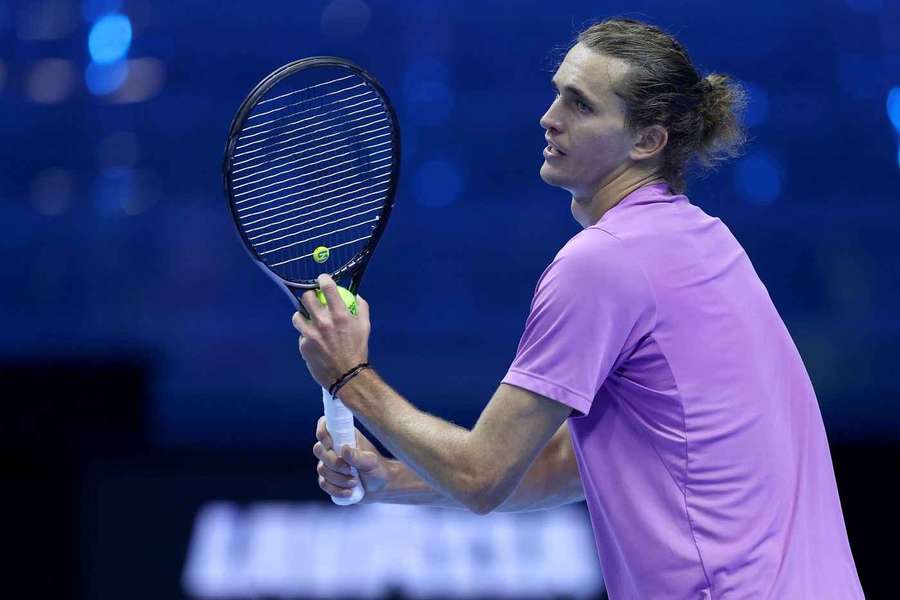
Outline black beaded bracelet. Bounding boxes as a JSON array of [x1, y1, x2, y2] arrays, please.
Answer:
[[328, 362, 370, 397]]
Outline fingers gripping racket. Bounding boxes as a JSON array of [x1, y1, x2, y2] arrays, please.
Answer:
[[224, 57, 400, 505]]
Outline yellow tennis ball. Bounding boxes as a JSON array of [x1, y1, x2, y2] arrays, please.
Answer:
[[312, 246, 330, 263], [315, 286, 358, 315]]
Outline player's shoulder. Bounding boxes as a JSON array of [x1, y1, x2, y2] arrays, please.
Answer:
[[546, 226, 645, 286], [555, 225, 631, 265], [538, 226, 654, 310]]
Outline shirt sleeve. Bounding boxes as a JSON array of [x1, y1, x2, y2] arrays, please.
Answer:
[[502, 228, 656, 416]]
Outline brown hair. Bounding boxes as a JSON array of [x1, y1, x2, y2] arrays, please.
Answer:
[[577, 18, 748, 193]]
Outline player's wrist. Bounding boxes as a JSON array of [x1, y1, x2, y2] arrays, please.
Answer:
[[328, 362, 370, 397], [333, 366, 378, 410]]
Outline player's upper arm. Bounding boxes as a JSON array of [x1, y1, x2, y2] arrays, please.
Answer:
[[467, 383, 572, 514], [544, 420, 584, 507]]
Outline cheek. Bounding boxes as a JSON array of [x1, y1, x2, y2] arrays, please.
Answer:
[[572, 134, 616, 169], [582, 127, 630, 164]]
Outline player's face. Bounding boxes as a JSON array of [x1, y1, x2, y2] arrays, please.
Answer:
[[539, 44, 636, 197]]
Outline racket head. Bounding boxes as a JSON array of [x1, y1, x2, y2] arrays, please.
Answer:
[[224, 57, 400, 308]]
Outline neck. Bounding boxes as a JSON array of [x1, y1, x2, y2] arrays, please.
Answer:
[[571, 167, 666, 228]]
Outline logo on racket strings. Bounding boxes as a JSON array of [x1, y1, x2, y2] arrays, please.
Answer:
[[313, 246, 330, 263]]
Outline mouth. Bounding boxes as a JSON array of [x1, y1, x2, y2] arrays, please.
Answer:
[[544, 144, 565, 159], [544, 139, 566, 157]]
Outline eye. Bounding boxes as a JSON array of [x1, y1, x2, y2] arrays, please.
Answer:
[[575, 99, 592, 113]]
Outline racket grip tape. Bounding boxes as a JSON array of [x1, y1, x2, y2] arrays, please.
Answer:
[[321, 387, 366, 505]]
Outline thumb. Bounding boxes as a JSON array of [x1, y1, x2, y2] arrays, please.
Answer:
[[342, 446, 379, 471]]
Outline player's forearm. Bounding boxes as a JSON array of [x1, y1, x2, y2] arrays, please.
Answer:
[[372, 438, 583, 512], [337, 369, 512, 513], [366, 459, 467, 509]]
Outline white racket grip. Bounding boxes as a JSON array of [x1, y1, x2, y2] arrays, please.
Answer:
[[322, 387, 366, 505]]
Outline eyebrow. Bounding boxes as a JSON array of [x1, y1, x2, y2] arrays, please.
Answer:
[[551, 78, 598, 107]]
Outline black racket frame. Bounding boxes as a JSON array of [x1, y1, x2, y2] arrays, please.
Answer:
[[223, 56, 400, 313]]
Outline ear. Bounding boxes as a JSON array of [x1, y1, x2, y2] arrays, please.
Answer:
[[629, 124, 668, 161]]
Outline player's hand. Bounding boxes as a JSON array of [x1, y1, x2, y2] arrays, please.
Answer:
[[293, 274, 371, 389], [314, 416, 390, 501]]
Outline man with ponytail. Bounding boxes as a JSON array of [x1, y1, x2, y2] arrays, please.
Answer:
[[305, 17, 864, 599]]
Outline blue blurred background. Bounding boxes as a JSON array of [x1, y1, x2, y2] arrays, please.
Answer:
[[2, 0, 898, 598]]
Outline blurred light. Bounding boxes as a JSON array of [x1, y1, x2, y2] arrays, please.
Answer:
[[413, 159, 463, 207], [320, 0, 371, 40], [15, 0, 77, 40], [82, 0, 122, 22], [122, 169, 159, 215], [109, 58, 165, 103], [740, 80, 769, 128], [846, 0, 883, 13], [25, 59, 76, 104], [85, 59, 128, 95], [88, 13, 131, 64], [183, 502, 603, 599], [32, 168, 74, 216], [91, 167, 157, 216], [887, 87, 900, 132], [403, 57, 453, 126], [93, 167, 134, 215], [734, 151, 782, 205], [836, 52, 882, 101], [98, 131, 139, 169]]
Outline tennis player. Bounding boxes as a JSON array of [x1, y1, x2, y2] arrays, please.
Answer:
[[295, 18, 864, 599]]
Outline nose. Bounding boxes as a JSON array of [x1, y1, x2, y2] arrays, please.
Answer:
[[540, 97, 563, 132]]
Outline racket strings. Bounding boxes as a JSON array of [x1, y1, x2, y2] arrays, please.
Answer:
[[235, 92, 381, 155], [235, 158, 391, 216], [232, 126, 391, 179], [231, 69, 394, 283], [239, 92, 380, 142], [247, 193, 386, 245], [258, 214, 381, 256], [231, 111, 389, 169], [254, 73, 354, 106], [269, 233, 373, 268], [231, 129, 391, 183], [232, 137, 391, 192], [250, 202, 384, 249], [240, 174, 391, 228], [233, 148, 391, 203], [246, 80, 366, 122]]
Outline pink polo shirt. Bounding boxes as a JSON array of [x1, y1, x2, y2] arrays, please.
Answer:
[[502, 183, 864, 599]]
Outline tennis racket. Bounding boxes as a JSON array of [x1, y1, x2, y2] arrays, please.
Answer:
[[223, 57, 400, 505]]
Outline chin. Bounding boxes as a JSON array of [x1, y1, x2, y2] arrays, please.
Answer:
[[539, 162, 565, 187], [541, 164, 580, 196]]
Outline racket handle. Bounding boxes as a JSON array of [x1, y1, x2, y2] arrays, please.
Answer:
[[321, 387, 366, 506]]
